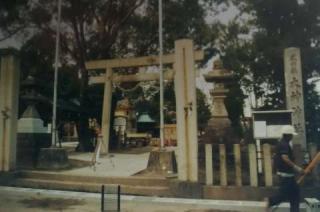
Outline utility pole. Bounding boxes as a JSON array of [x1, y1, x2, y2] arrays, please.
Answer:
[[52, 0, 62, 147], [159, 0, 165, 150]]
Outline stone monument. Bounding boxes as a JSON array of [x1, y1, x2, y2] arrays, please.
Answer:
[[284, 48, 307, 149], [284, 48, 308, 165], [202, 59, 238, 144]]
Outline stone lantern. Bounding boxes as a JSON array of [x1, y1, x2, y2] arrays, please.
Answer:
[[18, 75, 49, 134], [202, 59, 238, 144], [17, 75, 51, 167]]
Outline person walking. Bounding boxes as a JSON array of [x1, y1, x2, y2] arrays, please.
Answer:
[[265, 125, 307, 212]]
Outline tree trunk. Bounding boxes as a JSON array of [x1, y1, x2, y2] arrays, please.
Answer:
[[75, 66, 94, 152]]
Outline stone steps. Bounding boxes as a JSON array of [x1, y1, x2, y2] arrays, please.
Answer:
[[8, 178, 171, 197], [6, 171, 172, 197], [16, 171, 169, 187]]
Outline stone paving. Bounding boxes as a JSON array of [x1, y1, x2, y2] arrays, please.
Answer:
[[0, 186, 304, 212], [57, 142, 154, 177], [66, 152, 150, 177], [58, 143, 178, 178]]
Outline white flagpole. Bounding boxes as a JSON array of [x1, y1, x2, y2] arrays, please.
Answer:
[[52, 0, 62, 147], [159, 0, 165, 150]]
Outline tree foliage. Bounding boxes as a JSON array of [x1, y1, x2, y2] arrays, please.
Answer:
[[3, 0, 320, 145], [221, 0, 320, 143], [0, 0, 221, 150]]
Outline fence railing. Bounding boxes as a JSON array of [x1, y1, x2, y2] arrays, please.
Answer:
[[204, 143, 275, 187], [204, 143, 319, 187]]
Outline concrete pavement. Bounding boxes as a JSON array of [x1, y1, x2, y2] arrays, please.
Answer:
[[67, 152, 150, 177], [61, 142, 152, 177], [0, 186, 306, 212]]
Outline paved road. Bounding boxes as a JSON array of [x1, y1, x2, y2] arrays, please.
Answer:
[[0, 186, 303, 212]]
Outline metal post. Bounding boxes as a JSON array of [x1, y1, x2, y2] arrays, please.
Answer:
[[1, 113, 7, 170], [51, 0, 62, 147], [159, 0, 165, 149], [101, 185, 105, 212], [256, 139, 262, 174], [1, 108, 9, 171], [117, 185, 121, 212]]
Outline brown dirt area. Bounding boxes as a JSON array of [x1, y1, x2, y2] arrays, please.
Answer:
[[19, 197, 86, 210]]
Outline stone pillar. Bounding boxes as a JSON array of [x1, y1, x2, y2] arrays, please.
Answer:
[[284, 48, 307, 149], [101, 68, 113, 154], [205, 144, 213, 185], [0, 49, 20, 171], [174, 39, 198, 182], [219, 144, 227, 186], [17, 105, 51, 167], [234, 144, 242, 186], [248, 144, 258, 187], [263, 144, 273, 186]]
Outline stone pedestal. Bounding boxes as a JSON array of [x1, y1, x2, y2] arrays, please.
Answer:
[[146, 149, 177, 175], [169, 180, 203, 198], [17, 105, 51, 167], [37, 148, 69, 170], [17, 134, 51, 167], [17, 106, 48, 133], [18, 118, 48, 133]]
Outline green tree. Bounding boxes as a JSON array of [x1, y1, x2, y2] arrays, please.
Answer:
[[197, 88, 212, 132], [146, 83, 211, 131], [1, 0, 147, 151], [225, 82, 246, 137], [0, 0, 29, 41], [1, 0, 224, 150], [222, 0, 320, 143], [19, 34, 81, 124]]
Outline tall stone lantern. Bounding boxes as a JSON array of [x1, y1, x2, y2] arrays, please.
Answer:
[[202, 59, 238, 144], [17, 75, 51, 167]]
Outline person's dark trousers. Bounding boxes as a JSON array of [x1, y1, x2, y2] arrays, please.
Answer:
[[269, 176, 300, 212]]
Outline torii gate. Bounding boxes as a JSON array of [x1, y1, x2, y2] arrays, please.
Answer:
[[0, 49, 20, 172], [85, 39, 203, 182]]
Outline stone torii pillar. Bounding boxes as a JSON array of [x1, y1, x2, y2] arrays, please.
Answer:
[[100, 68, 112, 155], [0, 49, 20, 171], [174, 40, 199, 182]]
